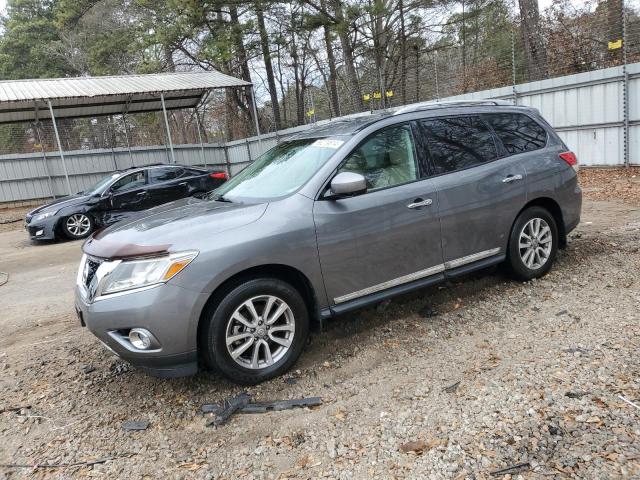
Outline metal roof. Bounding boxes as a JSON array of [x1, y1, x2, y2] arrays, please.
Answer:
[[0, 70, 251, 124]]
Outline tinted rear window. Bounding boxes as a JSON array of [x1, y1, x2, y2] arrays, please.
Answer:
[[483, 113, 547, 154], [420, 116, 497, 175]]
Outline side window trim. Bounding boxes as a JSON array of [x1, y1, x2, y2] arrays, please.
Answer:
[[417, 114, 501, 179]]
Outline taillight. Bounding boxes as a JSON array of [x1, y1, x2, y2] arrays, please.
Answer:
[[210, 172, 228, 180], [559, 151, 579, 171]]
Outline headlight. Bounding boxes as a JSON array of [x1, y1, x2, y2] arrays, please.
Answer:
[[33, 211, 57, 222], [100, 250, 198, 295]]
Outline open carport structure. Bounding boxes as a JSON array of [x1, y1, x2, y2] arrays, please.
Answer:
[[0, 70, 255, 197]]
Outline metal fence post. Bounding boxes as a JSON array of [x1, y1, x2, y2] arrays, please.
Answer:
[[161, 93, 176, 164], [223, 144, 231, 176], [511, 27, 518, 105], [622, 0, 629, 168], [246, 139, 252, 163], [33, 118, 56, 200], [195, 107, 207, 168], [47, 100, 73, 196]]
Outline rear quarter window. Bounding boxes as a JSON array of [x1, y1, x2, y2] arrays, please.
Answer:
[[483, 113, 548, 155]]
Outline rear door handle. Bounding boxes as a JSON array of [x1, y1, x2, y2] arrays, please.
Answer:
[[136, 191, 146, 196], [502, 174, 523, 183], [407, 198, 433, 209], [178, 182, 187, 186]]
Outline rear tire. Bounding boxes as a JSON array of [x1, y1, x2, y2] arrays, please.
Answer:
[[61, 213, 94, 240], [507, 206, 558, 281], [201, 278, 309, 385]]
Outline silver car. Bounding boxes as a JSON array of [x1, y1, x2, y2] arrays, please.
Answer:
[[75, 102, 581, 384]]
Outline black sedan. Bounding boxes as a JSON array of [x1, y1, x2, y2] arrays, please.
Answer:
[[25, 164, 228, 241]]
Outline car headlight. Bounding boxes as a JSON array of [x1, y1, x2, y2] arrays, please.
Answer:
[[33, 211, 57, 222], [100, 250, 198, 295]]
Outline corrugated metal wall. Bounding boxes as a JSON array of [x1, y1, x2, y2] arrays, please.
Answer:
[[1, 62, 638, 204]]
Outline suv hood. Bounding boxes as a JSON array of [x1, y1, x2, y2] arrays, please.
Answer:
[[83, 198, 267, 259]]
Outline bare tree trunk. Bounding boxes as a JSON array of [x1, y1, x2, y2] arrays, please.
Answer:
[[229, 6, 255, 135], [256, 1, 282, 130], [290, 26, 305, 125], [399, 0, 407, 105], [606, 0, 623, 64], [321, 0, 340, 116], [331, 0, 363, 111], [518, 0, 548, 81]]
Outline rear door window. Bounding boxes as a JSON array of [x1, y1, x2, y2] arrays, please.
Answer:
[[483, 113, 547, 154], [149, 167, 183, 183], [419, 116, 498, 175]]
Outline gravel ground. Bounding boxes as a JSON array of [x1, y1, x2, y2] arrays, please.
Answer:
[[0, 176, 639, 479]]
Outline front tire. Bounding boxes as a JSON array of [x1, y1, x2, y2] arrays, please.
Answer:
[[201, 278, 309, 385], [507, 206, 558, 281], [61, 213, 94, 240]]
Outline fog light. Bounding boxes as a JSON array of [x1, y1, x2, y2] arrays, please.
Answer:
[[36, 230, 44, 236], [129, 328, 152, 350]]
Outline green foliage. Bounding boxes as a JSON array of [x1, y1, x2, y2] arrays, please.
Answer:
[[0, 0, 76, 78]]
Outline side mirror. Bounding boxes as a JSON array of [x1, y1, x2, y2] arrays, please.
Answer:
[[329, 172, 367, 198]]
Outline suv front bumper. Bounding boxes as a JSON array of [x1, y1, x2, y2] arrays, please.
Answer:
[[75, 282, 210, 378]]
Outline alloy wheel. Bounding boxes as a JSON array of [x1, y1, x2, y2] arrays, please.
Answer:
[[66, 214, 91, 237], [518, 217, 552, 270], [225, 295, 295, 370]]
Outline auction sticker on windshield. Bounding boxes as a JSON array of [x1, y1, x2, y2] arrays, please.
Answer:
[[312, 139, 344, 149]]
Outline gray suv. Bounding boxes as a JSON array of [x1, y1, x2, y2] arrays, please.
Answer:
[[75, 101, 581, 384]]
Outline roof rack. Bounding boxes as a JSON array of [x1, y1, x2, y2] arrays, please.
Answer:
[[393, 99, 513, 115]]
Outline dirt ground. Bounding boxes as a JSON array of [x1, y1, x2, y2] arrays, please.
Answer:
[[0, 169, 639, 479]]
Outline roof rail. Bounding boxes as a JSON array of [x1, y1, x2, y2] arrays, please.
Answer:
[[393, 99, 513, 115]]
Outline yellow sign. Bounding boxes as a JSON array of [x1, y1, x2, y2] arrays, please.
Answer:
[[373, 92, 382, 99], [306, 109, 315, 117], [608, 39, 622, 50], [363, 94, 371, 101], [385, 90, 394, 98]]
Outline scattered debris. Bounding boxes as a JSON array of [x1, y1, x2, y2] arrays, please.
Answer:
[[0, 454, 133, 470], [202, 395, 322, 426], [0, 405, 30, 414], [81, 365, 96, 374], [399, 440, 427, 454], [563, 347, 589, 355], [284, 377, 298, 385], [489, 462, 531, 476], [122, 420, 150, 431], [419, 305, 439, 318], [0, 272, 8, 287], [443, 381, 461, 393], [619, 395, 640, 412], [205, 393, 252, 427], [565, 391, 589, 399], [555, 309, 569, 316]]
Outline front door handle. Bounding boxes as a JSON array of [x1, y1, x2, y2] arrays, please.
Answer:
[[136, 191, 146, 196], [407, 198, 433, 209], [502, 174, 523, 183], [178, 182, 188, 186]]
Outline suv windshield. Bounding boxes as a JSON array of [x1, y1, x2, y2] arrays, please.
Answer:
[[211, 138, 343, 202]]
